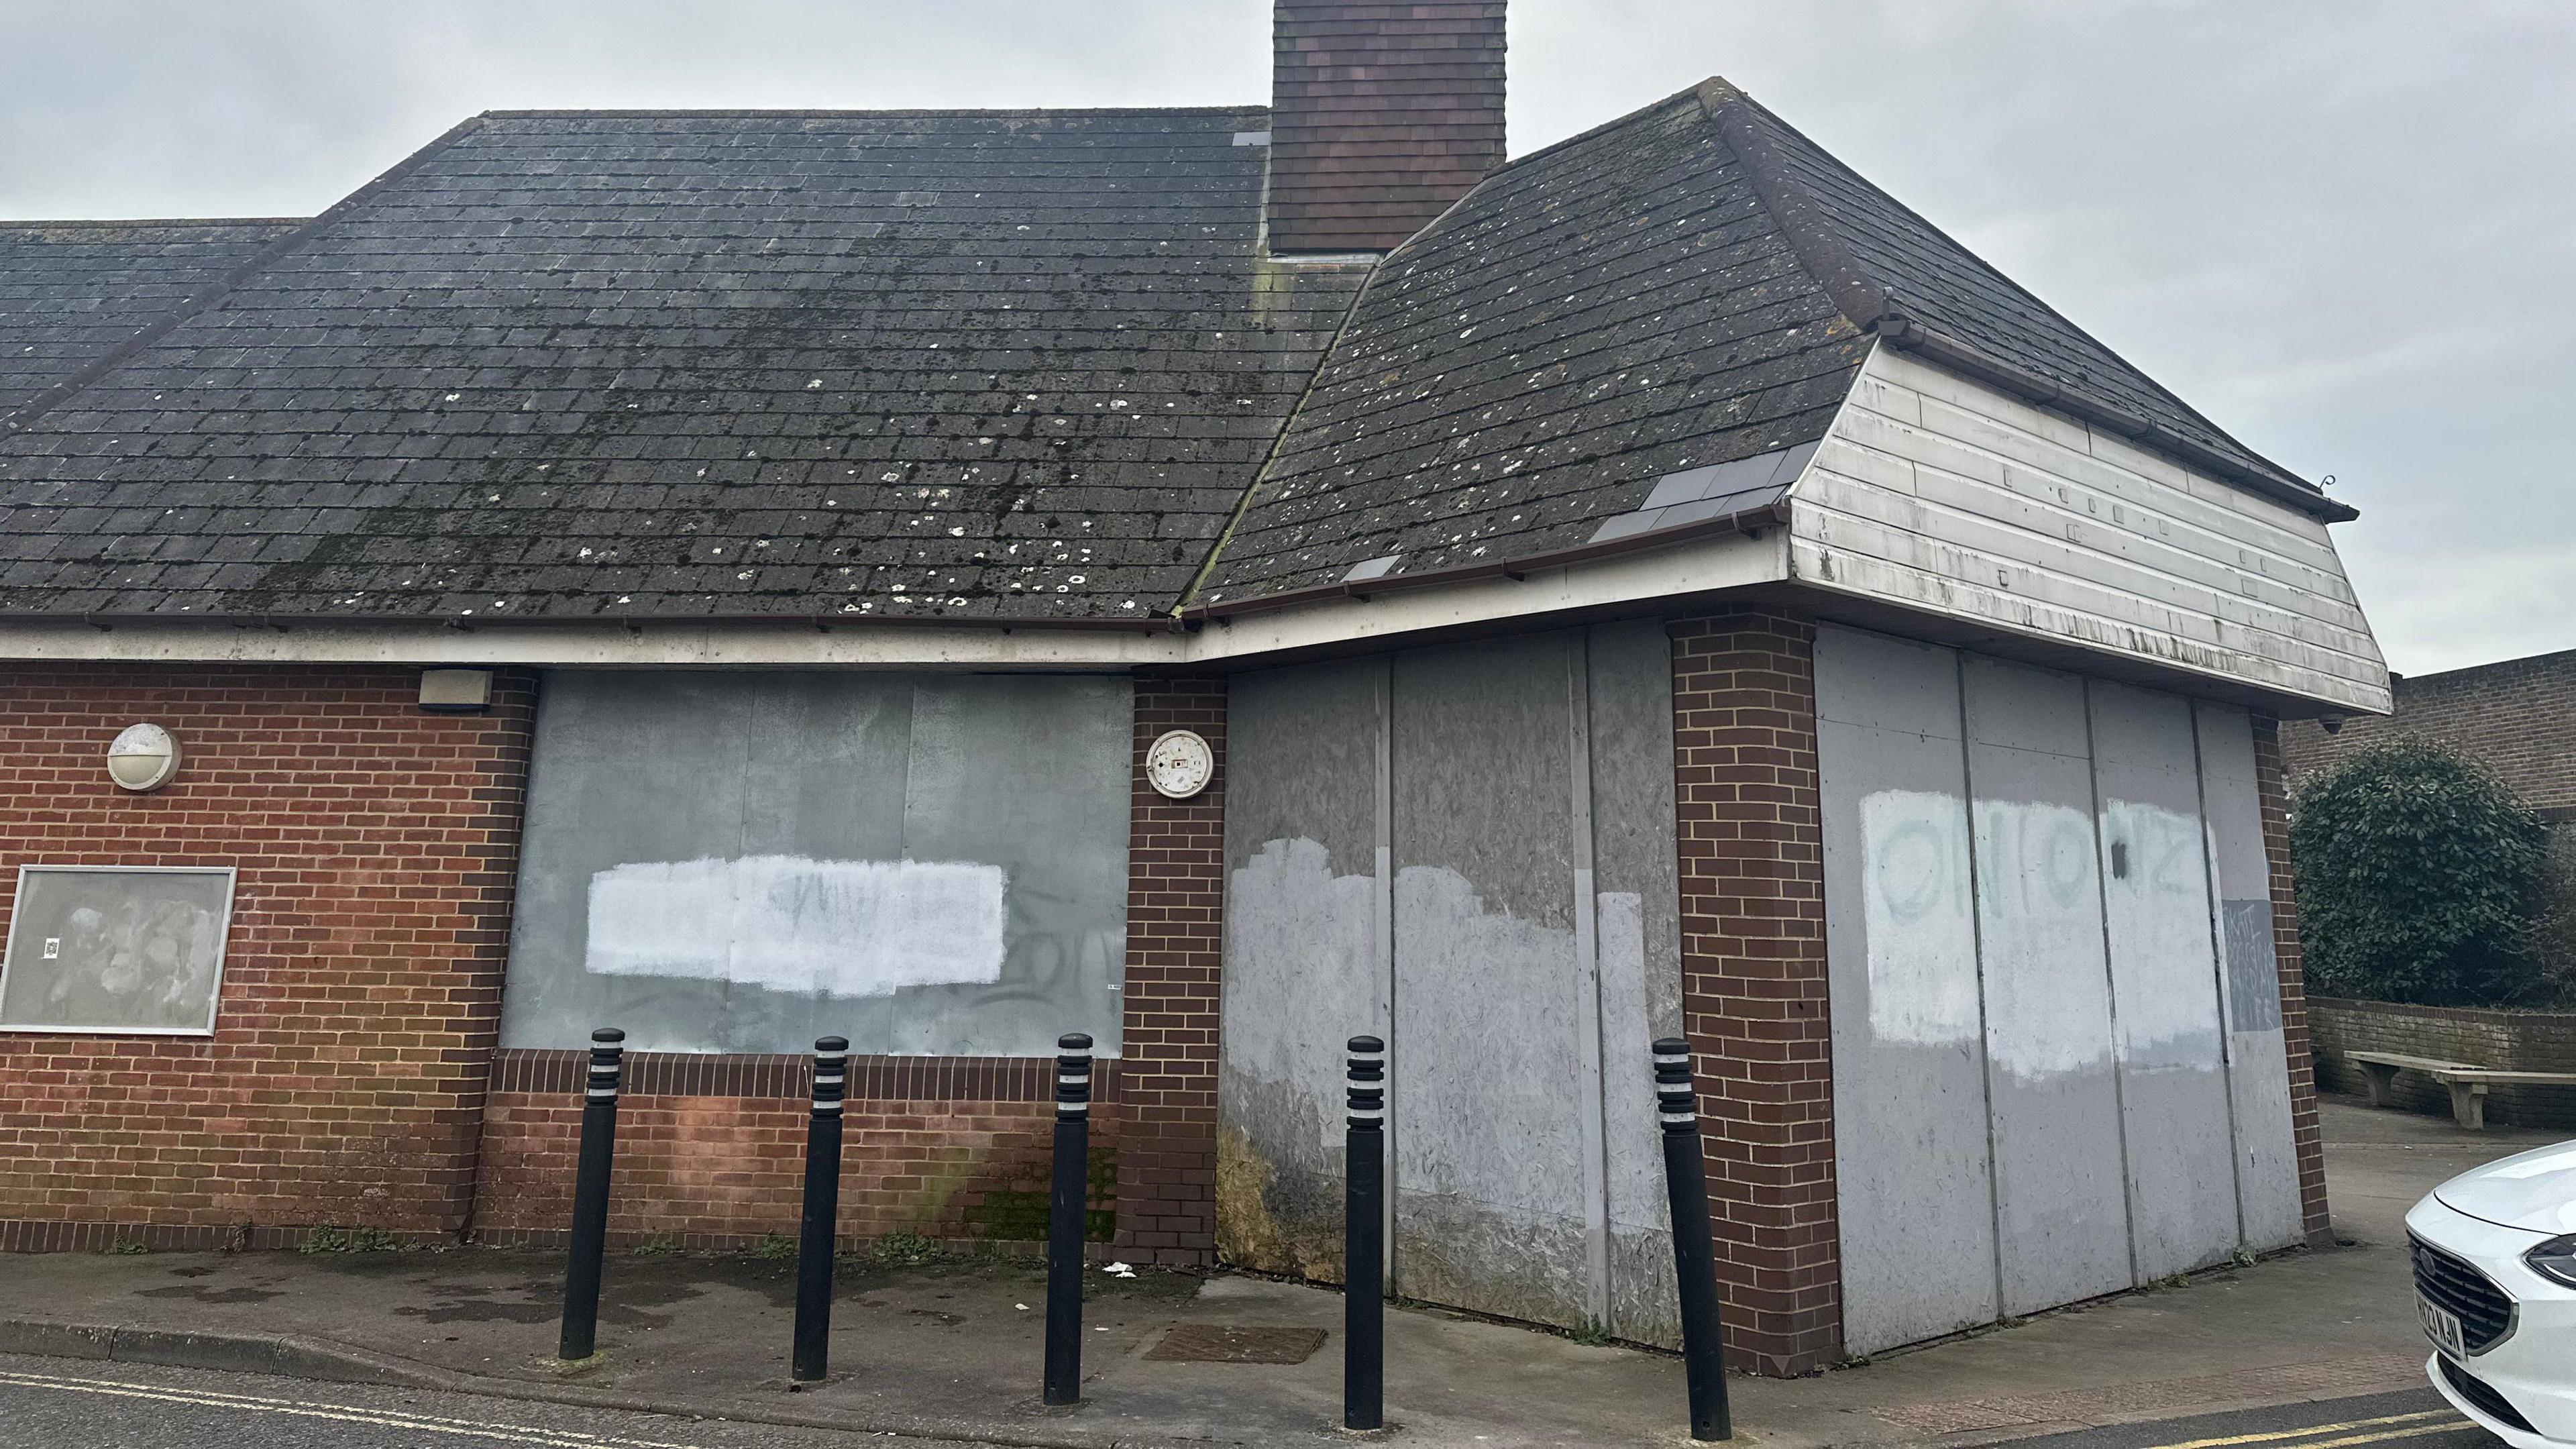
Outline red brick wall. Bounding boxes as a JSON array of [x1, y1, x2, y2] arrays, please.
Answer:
[[2253, 714, 2333, 1242], [2279, 647, 2576, 812], [1269, 0, 1507, 252], [0, 664, 533, 1247], [1666, 613, 1840, 1377], [470, 1053, 1117, 1250], [1118, 678, 1228, 1265]]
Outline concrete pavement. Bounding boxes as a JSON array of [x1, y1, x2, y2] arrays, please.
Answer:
[[0, 1093, 2554, 1448]]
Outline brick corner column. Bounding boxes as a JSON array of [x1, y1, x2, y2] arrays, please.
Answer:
[[447, 667, 543, 1235], [2251, 712, 2333, 1246], [1668, 611, 1841, 1377], [1116, 676, 1228, 1266]]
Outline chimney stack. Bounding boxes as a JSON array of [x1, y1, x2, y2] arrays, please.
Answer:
[[1267, 1, 1507, 254]]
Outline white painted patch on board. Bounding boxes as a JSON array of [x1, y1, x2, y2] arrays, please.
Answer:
[[1859, 789, 1980, 1047], [1223, 837, 1376, 1149], [1593, 891, 1672, 1231], [1972, 797, 2116, 1079], [584, 855, 1007, 997], [2098, 799, 2226, 1063]]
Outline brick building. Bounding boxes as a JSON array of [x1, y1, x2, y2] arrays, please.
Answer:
[[0, 1, 2388, 1375], [2281, 648, 2576, 818]]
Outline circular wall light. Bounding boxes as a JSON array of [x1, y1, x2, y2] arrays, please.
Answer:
[[106, 722, 180, 792]]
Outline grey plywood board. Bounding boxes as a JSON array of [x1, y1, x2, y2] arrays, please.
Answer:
[[1390, 631, 1594, 1330], [1961, 656, 2133, 1312], [1218, 657, 1384, 1281], [2195, 702, 2304, 1251], [1585, 619, 1686, 1346], [2088, 681, 2241, 1278], [1814, 624, 2000, 1353], [500, 669, 1130, 1056]]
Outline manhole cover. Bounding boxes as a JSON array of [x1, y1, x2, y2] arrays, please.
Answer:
[[1144, 1325, 1330, 1364]]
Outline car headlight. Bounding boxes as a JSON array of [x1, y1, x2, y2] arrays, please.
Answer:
[[2524, 1234, 2576, 1287]]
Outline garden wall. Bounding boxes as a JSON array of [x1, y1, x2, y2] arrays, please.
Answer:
[[2310, 997, 2576, 1128]]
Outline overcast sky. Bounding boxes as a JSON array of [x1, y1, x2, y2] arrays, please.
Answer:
[[3, 1, 2566, 678]]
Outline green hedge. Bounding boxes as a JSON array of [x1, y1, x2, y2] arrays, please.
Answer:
[[2291, 739, 2553, 1007]]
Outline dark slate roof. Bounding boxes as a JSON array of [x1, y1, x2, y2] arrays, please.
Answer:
[[0, 219, 302, 416], [1697, 80, 2345, 521], [1193, 89, 1867, 608], [0, 109, 1364, 622], [1191, 79, 2341, 612]]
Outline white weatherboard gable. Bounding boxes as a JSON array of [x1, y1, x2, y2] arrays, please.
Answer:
[[1787, 345, 2390, 715]]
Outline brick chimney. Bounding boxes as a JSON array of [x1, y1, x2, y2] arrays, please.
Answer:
[[1267, 1, 1507, 254]]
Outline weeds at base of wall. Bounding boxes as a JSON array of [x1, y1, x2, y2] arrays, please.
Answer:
[[300, 1225, 417, 1255]]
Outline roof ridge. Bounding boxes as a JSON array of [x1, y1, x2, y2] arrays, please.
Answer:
[[0, 217, 307, 230], [1695, 79, 1893, 335], [478, 105, 1267, 120], [1481, 84, 1704, 177], [1, 117, 491, 437], [1697, 80, 2351, 523]]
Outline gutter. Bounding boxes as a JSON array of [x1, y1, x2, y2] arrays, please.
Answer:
[[1873, 319, 2361, 523], [49, 609, 1192, 635], [1183, 499, 1787, 622]]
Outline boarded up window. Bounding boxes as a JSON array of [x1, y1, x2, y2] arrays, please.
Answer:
[[0, 865, 235, 1035], [499, 672, 1130, 1057]]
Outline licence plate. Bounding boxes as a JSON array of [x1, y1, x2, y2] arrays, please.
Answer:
[[2420, 1295, 2469, 1359]]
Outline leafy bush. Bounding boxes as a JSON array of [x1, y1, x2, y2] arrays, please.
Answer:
[[2292, 739, 2553, 1006]]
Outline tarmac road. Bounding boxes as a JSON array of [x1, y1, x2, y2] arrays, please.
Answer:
[[1996, 1387, 2500, 1449], [0, 1352, 970, 1449]]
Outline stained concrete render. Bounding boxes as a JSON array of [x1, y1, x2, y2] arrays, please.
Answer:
[[1218, 623, 1684, 1346], [1812, 623, 2304, 1356], [0, 1098, 2527, 1449], [501, 669, 1131, 1057]]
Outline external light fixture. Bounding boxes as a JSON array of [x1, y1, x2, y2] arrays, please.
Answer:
[[106, 722, 180, 792]]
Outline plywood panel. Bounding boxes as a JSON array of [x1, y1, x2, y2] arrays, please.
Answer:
[[1391, 632, 1596, 1330], [1961, 657, 2135, 1312], [501, 670, 1130, 1056], [1585, 619, 1687, 1345], [1218, 658, 1385, 1281], [1814, 624, 2000, 1353], [2090, 682, 2242, 1279], [2195, 702, 2306, 1251]]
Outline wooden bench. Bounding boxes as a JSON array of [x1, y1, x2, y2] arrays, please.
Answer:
[[2348, 1050, 2576, 1131]]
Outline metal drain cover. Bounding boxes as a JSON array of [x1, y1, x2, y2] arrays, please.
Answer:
[[1144, 1325, 1330, 1364]]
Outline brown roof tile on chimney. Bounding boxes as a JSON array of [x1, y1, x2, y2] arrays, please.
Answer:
[[1268, 1, 1507, 253]]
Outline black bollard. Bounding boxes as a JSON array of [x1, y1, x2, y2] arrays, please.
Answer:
[[1042, 1032, 1093, 1407], [557, 1026, 625, 1362], [1655, 1037, 1731, 1441], [1344, 1034, 1386, 1432], [791, 1035, 850, 1383]]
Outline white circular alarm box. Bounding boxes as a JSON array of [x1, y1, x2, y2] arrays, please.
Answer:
[[1144, 729, 1214, 800]]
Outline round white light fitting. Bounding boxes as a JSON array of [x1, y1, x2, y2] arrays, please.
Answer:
[[1144, 729, 1214, 800], [107, 722, 180, 793]]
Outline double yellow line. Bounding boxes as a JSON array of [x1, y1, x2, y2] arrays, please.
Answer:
[[2133, 1409, 2466, 1449], [0, 1366, 710, 1449]]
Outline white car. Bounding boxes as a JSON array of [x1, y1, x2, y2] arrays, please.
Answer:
[[2409, 1139, 2576, 1446]]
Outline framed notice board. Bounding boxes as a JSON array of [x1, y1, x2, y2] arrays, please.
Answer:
[[0, 865, 237, 1035]]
